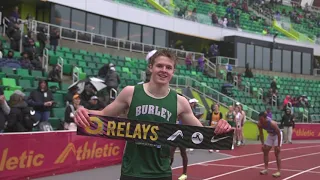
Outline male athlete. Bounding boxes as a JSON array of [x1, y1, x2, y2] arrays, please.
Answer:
[[74, 49, 232, 180], [257, 111, 282, 178]]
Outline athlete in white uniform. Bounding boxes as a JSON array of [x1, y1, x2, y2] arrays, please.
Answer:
[[257, 111, 282, 178]]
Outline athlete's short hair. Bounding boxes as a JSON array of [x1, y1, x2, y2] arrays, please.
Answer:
[[148, 49, 178, 68], [259, 111, 267, 118]]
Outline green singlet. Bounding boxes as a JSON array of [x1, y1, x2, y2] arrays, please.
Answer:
[[121, 84, 177, 179], [226, 112, 236, 127]]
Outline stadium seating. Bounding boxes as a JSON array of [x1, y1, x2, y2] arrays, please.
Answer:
[[115, 0, 287, 38], [261, 3, 320, 39]]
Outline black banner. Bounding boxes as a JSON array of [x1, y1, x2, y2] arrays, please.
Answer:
[[76, 115, 234, 150]]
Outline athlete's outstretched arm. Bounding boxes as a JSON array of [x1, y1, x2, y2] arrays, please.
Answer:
[[178, 96, 231, 134], [90, 86, 133, 116], [74, 86, 133, 127]]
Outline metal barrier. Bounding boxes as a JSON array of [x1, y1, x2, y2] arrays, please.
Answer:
[[233, 75, 238, 87], [72, 66, 81, 83], [57, 57, 64, 81], [28, 20, 204, 60], [169, 75, 259, 123], [245, 82, 251, 94], [258, 88, 264, 101], [303, 109, 309, 122], [310, 114, 320, 123], [28, 19, 216, 79], [110, 88, 118, 100], [43, 48, 49, 72], [272, 94, 278, 107]]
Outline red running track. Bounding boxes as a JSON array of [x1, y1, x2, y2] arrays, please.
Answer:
[[172, 143, 320, 180]]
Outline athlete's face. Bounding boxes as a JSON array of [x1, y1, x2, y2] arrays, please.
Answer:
[[149, 56, 175, 85], [259, 116, 266, 123]]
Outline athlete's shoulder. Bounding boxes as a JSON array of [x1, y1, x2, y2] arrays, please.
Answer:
[[118, 86, 135, 99]]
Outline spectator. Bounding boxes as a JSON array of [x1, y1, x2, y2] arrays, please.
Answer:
[[7, 20, 21, 51], [48, 65, 62, 83], [281, 108, 294, 144], [105, 64, 120, 101], [185, 53, 193, 70], [50, 28, 60, 53], [80, 83, 97, 107], [5, 91, 36, 132], [20, 52, 34, 70], [270, 79, 278, 93], [28, 80, 54, 122], [37, 28, 47, 56], [23, 31, 35, 59], [6, 50, 14, 60], [65, 86, 79, 105], [0, 87, 10, 133], [64, 94, 81, 130], [10, 6, 20, 22], [98, 63, 110, 78], [226, 63, 233, 83], [86, 96, 104, 110], [197, 55, 205, 72]]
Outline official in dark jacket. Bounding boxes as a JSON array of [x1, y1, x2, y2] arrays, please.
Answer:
[[280, 108, 295, 144]]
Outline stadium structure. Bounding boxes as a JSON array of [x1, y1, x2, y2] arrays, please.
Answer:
[[0, 0, 320, 179]]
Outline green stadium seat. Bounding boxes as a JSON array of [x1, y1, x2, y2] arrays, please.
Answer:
[[4, 90, 14, 100], [2, 78, 22, 90]]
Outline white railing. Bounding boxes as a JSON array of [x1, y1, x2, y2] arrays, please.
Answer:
[[313, 68, 320, 76], [169, 75, 260, 123], [29, 20, 204, 61], [310, 114, 320, 123], [43, 48, 49, 72], [72, 66, 81, 83], [210, 56, 238, 67], [29, 19, 217, 78], [57, 57, 64, 81]]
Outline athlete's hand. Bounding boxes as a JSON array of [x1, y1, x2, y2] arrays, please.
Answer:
[[74, 106, 90, 128], [215, 119, 232, 134]]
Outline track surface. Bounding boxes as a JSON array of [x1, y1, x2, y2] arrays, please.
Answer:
[[35, 141, 320, 180], [172, 143, 320, 180]]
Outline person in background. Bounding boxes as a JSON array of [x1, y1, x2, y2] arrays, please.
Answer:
[[6, 91, 35, 132], [37, 28, 47, 56], [234, 105, 243, 146], [0, 87, 10, 133], [226, 63, 233, 83], [280, 108, 294, 144], [197, 55, 205, 72], [48, 65, 62, 83], [239, 104, 246, 145], [185, 53, 193, 70], [105, 64, 120, 101], [86, 96, 104, 110], [20, 51, 34, 70], [28, 80, 54, 122], [23, 31, 35, 59], [50, 28, 60, 53], [64, 94, 81, 130], [226, 105, 236, 147], [65, 86, 79, 105], [208, 103, 223, 152]]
